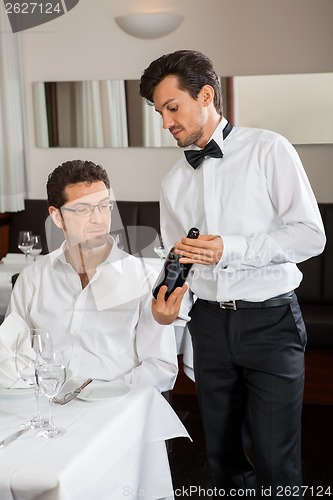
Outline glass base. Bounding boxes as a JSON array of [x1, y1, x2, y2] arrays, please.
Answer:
[[37, 426, 66, 439], [22, 417, 49, 429]]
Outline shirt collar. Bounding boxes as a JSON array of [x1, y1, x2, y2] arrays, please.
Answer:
[[184, 116, 229, 153], [211, 116, 229, 148], [49, 237, 125, 276]]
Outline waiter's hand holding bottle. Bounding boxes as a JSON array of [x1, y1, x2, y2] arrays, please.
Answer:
[[151, 227, 198, 325], [152, 230, 224, 325], [174, 234, 224, 265]]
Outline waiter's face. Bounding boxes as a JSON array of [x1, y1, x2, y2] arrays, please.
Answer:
[[152, 75, 210, 148]]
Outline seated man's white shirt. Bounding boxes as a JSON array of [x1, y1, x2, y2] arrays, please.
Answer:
[[6, 243, 178, 392]]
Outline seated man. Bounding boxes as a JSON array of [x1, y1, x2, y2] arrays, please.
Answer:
[[6, 160, 177, 392]]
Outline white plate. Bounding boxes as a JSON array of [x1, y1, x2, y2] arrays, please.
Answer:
[[0, 387, 34, 399], [77, 382, 131, 402]]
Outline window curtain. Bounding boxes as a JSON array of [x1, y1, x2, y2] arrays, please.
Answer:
[[100, 80, 128, 148], [0, 8, 26, 212], [75, 81, 104, 148], [142, 103, 176, 148], [32, 82, 49, 148], [74, 80, 128, 148]]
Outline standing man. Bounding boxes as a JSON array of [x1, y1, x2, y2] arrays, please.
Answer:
[[140, 50, 326, 497]]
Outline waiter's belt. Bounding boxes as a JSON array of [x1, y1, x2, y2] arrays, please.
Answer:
[[198, 291, 294, 311]]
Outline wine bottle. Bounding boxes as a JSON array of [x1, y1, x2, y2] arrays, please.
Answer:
[[152, 227, 200, 300]]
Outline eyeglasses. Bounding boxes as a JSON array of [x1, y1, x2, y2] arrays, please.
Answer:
[[61, 201, 114, 218]]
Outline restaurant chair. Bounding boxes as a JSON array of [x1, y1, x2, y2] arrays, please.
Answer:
[[11, 273, 19, 289]]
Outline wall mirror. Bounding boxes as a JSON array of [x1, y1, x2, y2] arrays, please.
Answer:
[[33, 73, 333, 148]]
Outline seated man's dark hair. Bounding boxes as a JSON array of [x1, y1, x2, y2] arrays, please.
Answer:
[[47, 160, 110, 208]]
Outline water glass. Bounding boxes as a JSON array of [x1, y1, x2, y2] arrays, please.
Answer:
[[15, 329, 53, 429], [18, 231, 33, 263], [113, 232, 125, 250], [36, 362, 66, 439], [30, 235, 42, 261], [154, 242, 167, 260]]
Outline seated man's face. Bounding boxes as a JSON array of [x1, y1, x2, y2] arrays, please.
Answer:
[[61, 181, 111, 250]]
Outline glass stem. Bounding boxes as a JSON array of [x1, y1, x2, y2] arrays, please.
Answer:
[[48, 399, 55, 429], [34, 385, 41, 419]]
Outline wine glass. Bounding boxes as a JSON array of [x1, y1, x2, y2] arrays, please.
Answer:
[[154, 241, 167, 260], [113, 232, 125, 250], [18, 231, 33, 263], [15, 329, 53, 429], [36, 336, 72, 439], [36, 360, 67, 439], [30, 235, 42, 261]]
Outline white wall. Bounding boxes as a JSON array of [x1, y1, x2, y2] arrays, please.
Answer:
[[19, 0, 333, 202], [233, 73, 333, 144]]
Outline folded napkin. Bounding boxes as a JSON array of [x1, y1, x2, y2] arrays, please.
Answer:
[[0, 272, 12, 283], [1, 253, 26, 264], [0, 312, 31, 389], [3, 253, 26, 260]]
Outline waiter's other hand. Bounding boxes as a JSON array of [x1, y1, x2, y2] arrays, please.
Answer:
[[174, 234, 223, 265], [152, 284, 188, 325]]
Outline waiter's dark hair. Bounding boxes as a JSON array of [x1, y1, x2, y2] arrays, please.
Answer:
[[139, 50, 223, 115], [47, 160, 110, 208]]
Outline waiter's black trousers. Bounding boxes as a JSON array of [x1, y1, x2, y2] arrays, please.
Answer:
[[188, 294, 306, 499]]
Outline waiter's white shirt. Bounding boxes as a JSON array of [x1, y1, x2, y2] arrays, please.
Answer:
[[160, 117, 326, 302], [7, 242, 178, 392]]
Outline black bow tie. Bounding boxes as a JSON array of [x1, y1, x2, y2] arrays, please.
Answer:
[[184, 139, 222, 169], [184, 121, 233, 169]]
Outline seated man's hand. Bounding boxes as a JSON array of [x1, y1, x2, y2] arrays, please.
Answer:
[[152, 284, 188, 325]]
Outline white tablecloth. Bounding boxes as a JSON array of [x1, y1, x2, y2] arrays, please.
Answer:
[[0, 384, 190, 500], [0, 254, 36, 316]]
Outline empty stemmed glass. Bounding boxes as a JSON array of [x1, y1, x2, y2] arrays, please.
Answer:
[[30, 235, 42, 261], [36, 351, 67, 439], [15, 329, 53, 429], [18, 231, 33, 263], [113, 232, 125, 250], [154, 240, 167, 260]]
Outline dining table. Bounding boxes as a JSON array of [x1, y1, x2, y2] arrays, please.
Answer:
[[0, 383, 190, 500], [0, 254, 28, 318]]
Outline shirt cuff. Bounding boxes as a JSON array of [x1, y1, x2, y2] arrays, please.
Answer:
[[173, 316, 189, 327], [215, 235, 248, 272]]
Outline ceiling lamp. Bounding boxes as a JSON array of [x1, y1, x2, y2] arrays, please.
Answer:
[[115, 13, 184, 39]]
